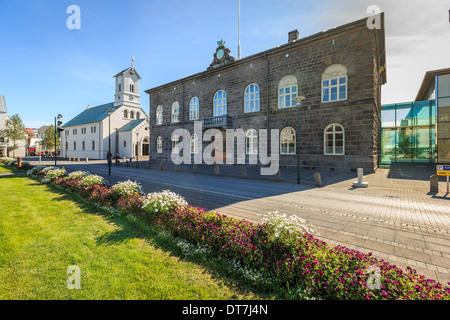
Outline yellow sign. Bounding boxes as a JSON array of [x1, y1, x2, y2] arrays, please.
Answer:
[[437, 171, 450, 176]]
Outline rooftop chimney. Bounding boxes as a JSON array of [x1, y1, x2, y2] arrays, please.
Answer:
[[87, 104, 92, 109], [288, 30, 299, 43]]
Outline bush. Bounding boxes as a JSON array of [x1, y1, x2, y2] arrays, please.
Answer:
[[79, 174, 105, 187], [111, 180, 143, 201]]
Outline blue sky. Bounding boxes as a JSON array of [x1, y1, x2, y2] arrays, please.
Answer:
[[0, 0, 449, 128]]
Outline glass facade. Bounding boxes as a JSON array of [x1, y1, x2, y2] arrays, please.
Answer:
[[380, 100, 436, 164], [437, 74, 450, 163]]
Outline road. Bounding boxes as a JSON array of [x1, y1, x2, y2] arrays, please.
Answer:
[[30, 159, 450, 284]]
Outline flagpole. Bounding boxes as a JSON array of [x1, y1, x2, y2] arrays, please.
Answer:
[[237, 0, 241, 60]]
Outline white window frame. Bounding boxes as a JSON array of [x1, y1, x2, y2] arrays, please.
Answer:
[[157, 136, 163, 153], [321, 64, 348, 103], [190, 134, 199, 154], [280, 127, 296, 155], [189, 97, 199, 120], [244, 83, 260, 113], [278, 75, 298, 109], [324, 123, 345, 155], [245, 129, 258, 154], [156, 105, 163, 125], [171, 101, 180, 123], [213, 90, 227, 116]]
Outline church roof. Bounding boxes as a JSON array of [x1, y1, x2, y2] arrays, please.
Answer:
[[118, 119, 145, 132], [62, 102, 120, 128], [114, 66, 141, 79], [0, 95, 6, 113]]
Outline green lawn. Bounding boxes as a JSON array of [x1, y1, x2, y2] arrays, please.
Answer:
[[0, 175, 263, 300], [0, 163, 17, 173]]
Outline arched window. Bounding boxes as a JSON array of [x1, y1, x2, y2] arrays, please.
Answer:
[[278, 75, 298, 109], [92, 140, 95, 150], [171, 101, 180, 123], [157, 136, 163, 153], [82, 141, 85, 151], [130, 111, 134, 119], [245, 129, 258, 154], [136, 112, 140, 119], [73, 141, 77, 151], [123, 110, 128, 118], [280, 127, 296, 155], [172, 134, 179, 153], [322, 64, 347, 103], [213, 90, 227, 116], [244, 84, 260, 113], [156, 105, 163, 125], [324, 123, 345, 155], [189, 97, 199, 120], [118, 83, 122, 92], [124, 140, 127, 148], [129, 80, 134, 93], [191, 134, 199, 154]]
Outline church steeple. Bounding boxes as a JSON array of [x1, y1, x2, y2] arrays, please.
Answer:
[[113, 59, 141, 108]]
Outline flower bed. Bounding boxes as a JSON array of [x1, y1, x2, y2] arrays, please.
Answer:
[[0, 157, 32, 171], [27, 165, 450, 300]]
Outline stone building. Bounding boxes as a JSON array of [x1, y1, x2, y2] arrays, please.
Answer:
[[61, 65, 149, 160], [145, 15, 386, 173]]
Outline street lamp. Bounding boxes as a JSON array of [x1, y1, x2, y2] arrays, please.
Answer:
[[55, 114, 63, 166], [293, 96, 306, 184], [105, 108, 115, 175]]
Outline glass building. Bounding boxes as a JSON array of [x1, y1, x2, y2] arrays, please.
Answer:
[[380, 100, 436, 164]]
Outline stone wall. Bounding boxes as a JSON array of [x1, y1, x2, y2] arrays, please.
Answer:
[[146, 16, 386, 173]]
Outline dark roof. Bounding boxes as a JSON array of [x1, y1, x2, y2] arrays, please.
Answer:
[[118, 119, 145, 132], [415, 67, 450, 101], [114, 66, 142, 79], [62, 103, 120, 128]]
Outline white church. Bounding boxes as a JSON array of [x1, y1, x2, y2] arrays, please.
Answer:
[[61, 64, 149, 160]]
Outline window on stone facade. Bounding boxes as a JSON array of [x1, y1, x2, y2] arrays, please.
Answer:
[[321, 64, 347, 103], [171, 101, 180, 123], [245, 129, 258, 154], [130, 111, 135, 119], [92, 140, 95, 150], [74, 141, 77, 151], [324, 123, 345, 155], [136, 112, 140, 120], [82, 141, 85, 151], [190, 97, 199, 120], [157, 136, 163, 153], [191, 134, 199, 154], [124, 110, 128, 118], [156, 105, 163, 125], [124, 140, 126, 148], [172, 134, 179, 153], [118, 84, 122, 92], [213, 90, 227, 116], [278, 75, 298, 109], [280, 127, 296, 155], [244, 84, 260, 113]]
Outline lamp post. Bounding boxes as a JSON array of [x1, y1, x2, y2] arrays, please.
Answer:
[[105, 108, 115, 175], [293, 96, 305, 184], [54, 114, 63, 166]]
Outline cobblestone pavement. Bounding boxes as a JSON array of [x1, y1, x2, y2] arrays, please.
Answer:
[[27, 158, 450, 284]]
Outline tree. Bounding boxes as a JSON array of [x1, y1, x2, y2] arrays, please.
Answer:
[[41, 125, 61, 151], [0, 114, 27, 158]]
